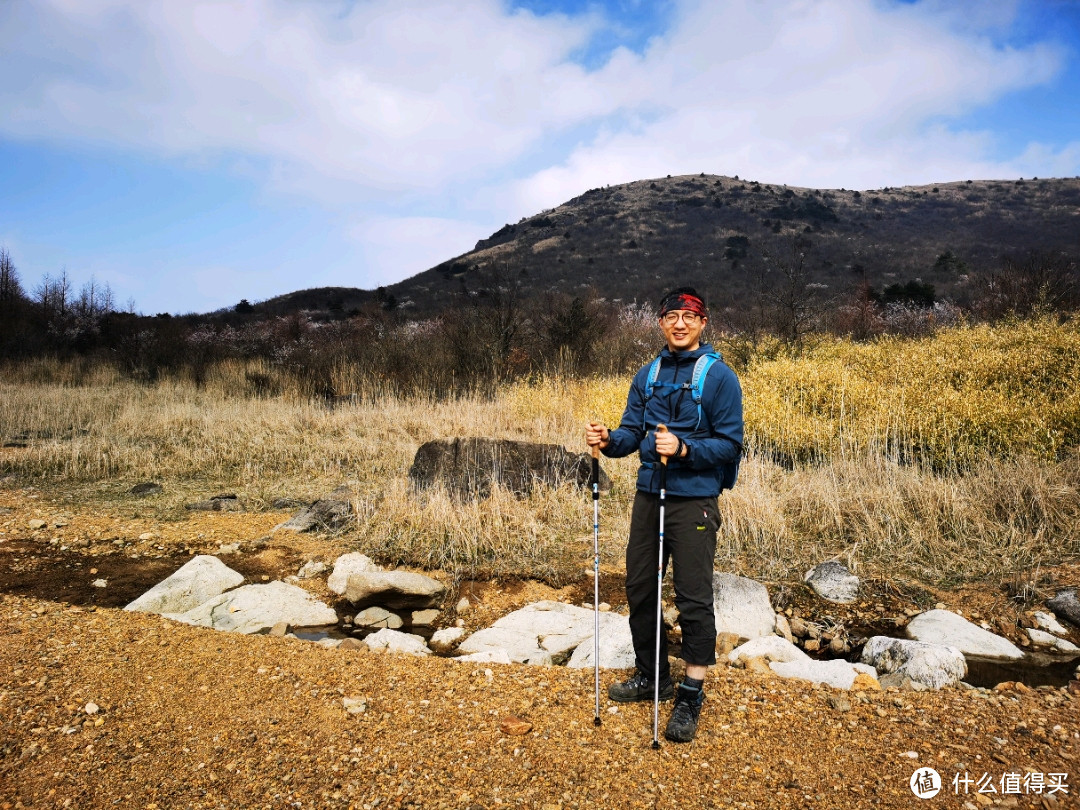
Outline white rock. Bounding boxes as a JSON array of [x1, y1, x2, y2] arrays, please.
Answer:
[[171, 581, 338, 634], [327, 553, 381, 595], [353, 607, 403, 630], [566, 613, 635, 669], [429, 626, 466, 652], [1034, 611, 1070, 636], [363, 628, 431, 656], [343, 697, 367, 715], [456, 597, 471, 614], [804, 561, 859, 604], [125, 555, 244, 616], [411, 609, 440, 627], [906, 609, 1024, 660], [92, 579, 107, 588], [453, 649, 513, 665], [84, 702, 100, 715], [713, 573, 775, 641], [728, 636, 809, 666], [343, 571, 446, 609], [861, 636, 967, 689], [297, 560, 328, 579], [1027, 628, 1080, 653], [457, 601, 596, 666], [769, 658, 864, 690]]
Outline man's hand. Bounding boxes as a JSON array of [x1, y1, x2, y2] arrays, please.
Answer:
[[586, 421, 610, 449], [655, 428, 682, 458]]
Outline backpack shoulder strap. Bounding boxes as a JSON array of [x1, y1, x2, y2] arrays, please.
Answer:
[[642, 356, 663, 430], [690, 352, 723, 429]]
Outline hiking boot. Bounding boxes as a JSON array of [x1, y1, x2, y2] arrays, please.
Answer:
[[664, 685, 705, 743], [607, 671, 674, 703]]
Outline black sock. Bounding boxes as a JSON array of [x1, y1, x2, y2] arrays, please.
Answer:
[[680, 677, 704, 694]]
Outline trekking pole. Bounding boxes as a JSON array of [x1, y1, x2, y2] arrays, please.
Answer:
[[591, 443, 602, 727], [652, 424, 669, 750]]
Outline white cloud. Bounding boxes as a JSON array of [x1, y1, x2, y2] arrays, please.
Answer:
[[1, 0, 1076, 308]]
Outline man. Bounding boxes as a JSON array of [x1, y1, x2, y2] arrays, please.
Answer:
[[585, 287, 743, 743]]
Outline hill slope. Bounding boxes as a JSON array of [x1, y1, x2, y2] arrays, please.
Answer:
[[268, 174, 1080, 319]]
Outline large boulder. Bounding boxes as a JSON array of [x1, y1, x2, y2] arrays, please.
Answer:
[[170, 581, 338, 634], [275, 485, 354, 533], [343, 571, 446, 610], [860, 637, 967, 689], [408, 437, 610, 498], [804, 561, 859, 604], [327, 553, 381, 595], [906, 609, 1024, 660], [566, 613, 635, 670], [457, 601, 615, 666], [1046, 588, 1080, 629], [713, 573, 775, 640], [124, 555, 244, 616]]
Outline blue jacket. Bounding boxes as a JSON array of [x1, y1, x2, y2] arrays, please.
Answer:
[[603, 343, 743, 497]]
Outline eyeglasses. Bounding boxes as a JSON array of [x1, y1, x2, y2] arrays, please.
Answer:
[[661, 311, 702, 326]]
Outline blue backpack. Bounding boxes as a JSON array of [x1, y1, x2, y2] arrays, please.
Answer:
[[642, 352, 723, 432]]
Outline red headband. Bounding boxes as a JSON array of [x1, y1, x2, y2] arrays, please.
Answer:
[[659, 292, 707, 318]]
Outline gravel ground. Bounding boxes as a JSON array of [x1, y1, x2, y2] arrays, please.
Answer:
[[1, 491, 1078, 809]]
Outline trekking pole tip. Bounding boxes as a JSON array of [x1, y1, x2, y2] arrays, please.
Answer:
[[594, 716, 601, 726], [652, 740, 661, 750]]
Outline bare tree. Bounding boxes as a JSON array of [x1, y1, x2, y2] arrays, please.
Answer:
[[0, 247, 24, 307], [761, 237, 829, 344]]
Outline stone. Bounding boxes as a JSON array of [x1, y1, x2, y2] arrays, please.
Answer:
[[906, 609, 1024, 660], [411, 609, 440, 627], [297, 560, 329, 579], [170, 581, 338, 634], [566, 613, 635, 670], [343, 697, 367, 715], [1034, 611, 1070, 635], [728, 636, 809, 667], [185, 494, 243, 512], [327, 553, 381, 595], [775, 614, 794, 643], [454, 649, 514, 664], [769, 658, 866, 690], [499, 715, 533, 735], [125, 555, 244, 616], [363, 628, 431, 656], [827, 695, 852, 712], [860, 636, 967, 689], [353, 607, 403, 630], [457, 600, 624, 667], [804, 561, 859, 604], [1026, 628, 1079, 653], [343, 571, 446, 610], [92, 579, 107, 588], [84, 702, 100, 716], [338, 638, 365, 651], [130, 482, 162, 497], [275, 485, 354, 533], [28, 519, 47, 530], [429, 627, 466, 653], [408, 437, 611, 498], [269, 621, 289, 637], [713, 573, 775, 640], [456, 597, 472, 614], [851, 672, 882, 691], [1046, 588, 1080, 629]]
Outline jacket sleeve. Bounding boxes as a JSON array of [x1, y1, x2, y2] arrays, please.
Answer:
[[602, 367, 648, 459], [686, 363, 743, 469]]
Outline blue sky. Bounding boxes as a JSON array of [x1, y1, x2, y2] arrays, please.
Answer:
[[1, 0, 1078, 316]]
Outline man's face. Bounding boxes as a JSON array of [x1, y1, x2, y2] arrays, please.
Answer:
[[658, 309, 707, 352]]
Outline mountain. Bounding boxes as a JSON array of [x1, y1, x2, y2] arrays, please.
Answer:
[[266, 173, 1080, 319]]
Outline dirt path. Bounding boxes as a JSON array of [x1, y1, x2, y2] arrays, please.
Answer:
[[1, 489, 1077, 809]]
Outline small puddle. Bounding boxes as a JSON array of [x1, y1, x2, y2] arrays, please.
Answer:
[[963, 652, 1080, 690]]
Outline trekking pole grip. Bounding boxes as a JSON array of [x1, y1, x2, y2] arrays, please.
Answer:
[[657, 424, 669, 466]]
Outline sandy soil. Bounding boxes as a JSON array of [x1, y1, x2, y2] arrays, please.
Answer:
[[1, 487, 1078, 810]]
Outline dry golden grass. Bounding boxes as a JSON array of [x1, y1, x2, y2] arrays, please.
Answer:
[[2, 319, 1079, 587]]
